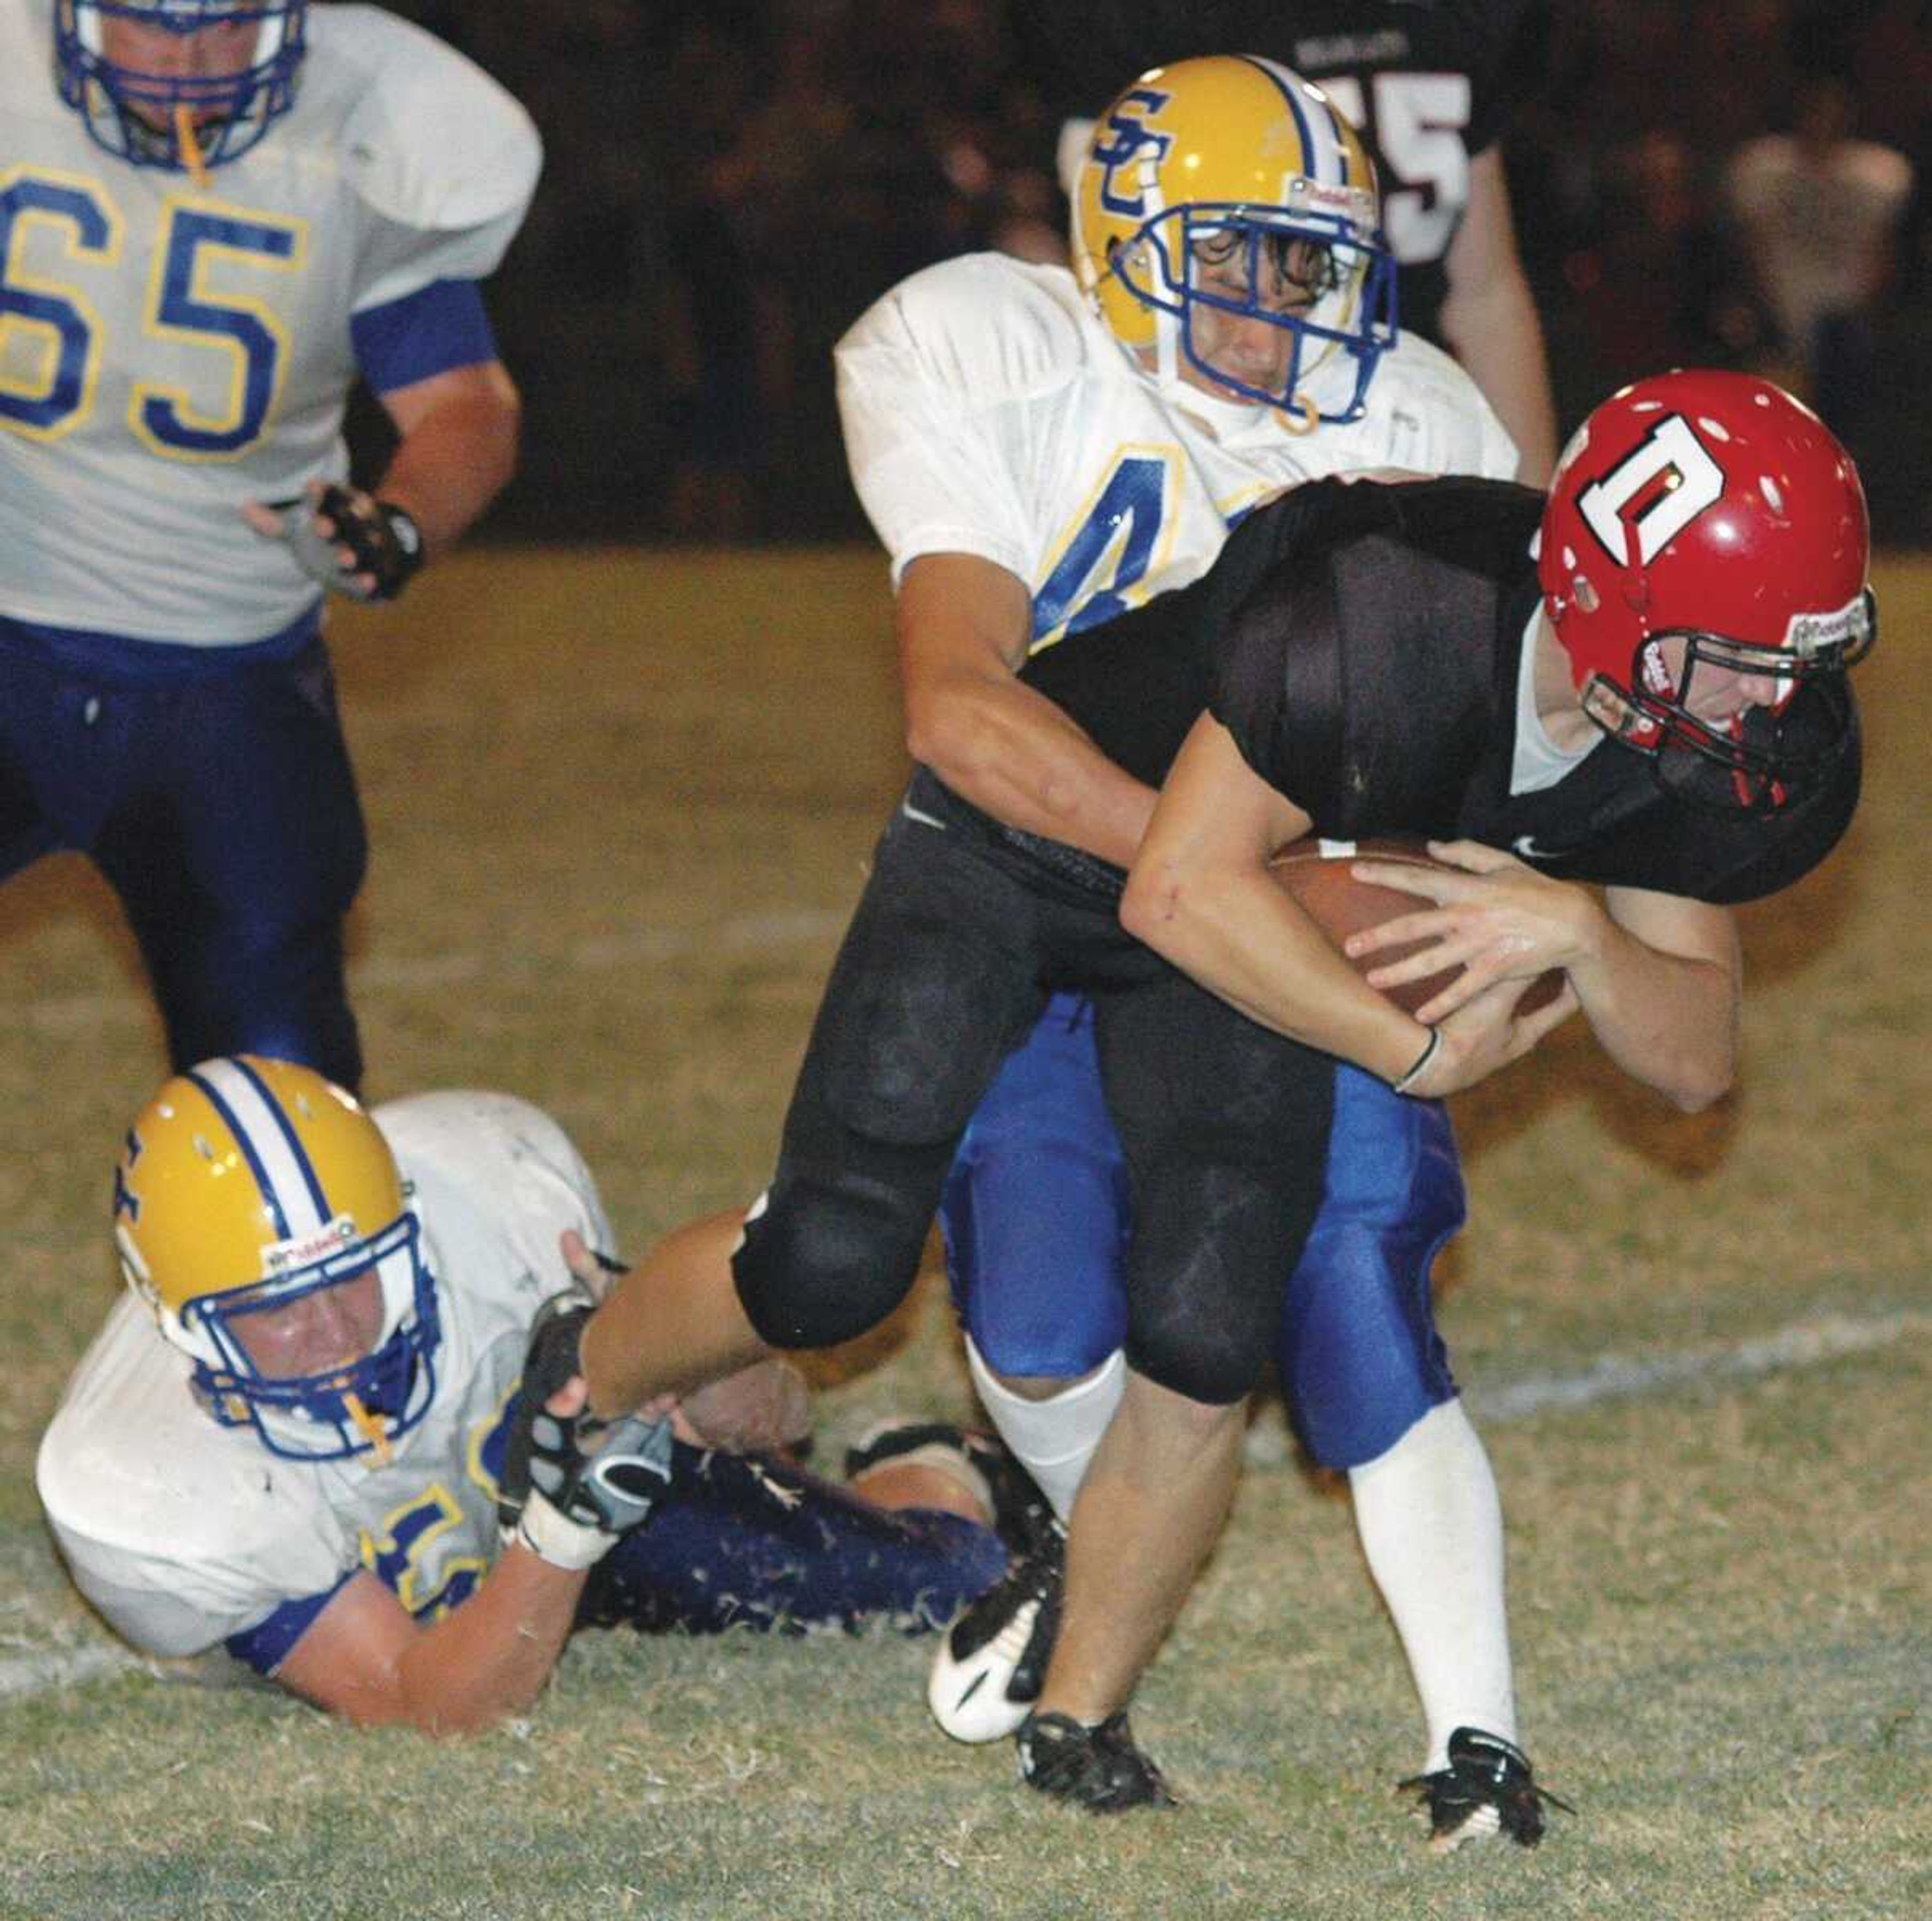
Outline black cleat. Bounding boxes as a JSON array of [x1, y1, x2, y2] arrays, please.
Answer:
[[1016, 1710, 1177, 1813], [1398, 1726, 1574, 1852]]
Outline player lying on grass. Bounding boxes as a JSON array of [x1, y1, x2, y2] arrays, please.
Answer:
[[36, 1058, 1035, 1732]]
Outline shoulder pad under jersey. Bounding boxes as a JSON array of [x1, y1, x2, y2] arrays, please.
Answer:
[[330, 7, 541, 236], [856, 255, 1092, 406]]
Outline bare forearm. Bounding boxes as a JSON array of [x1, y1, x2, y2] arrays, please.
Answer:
[[1439, 148, 1557, 485], [1440, 272, 1557, 485], [910, 670, 1157, 868], [376, 1550, 585, 1733], [1567, 915, 1740, 1111], [376, 368, 521, 553], [1122, 864, 1424, 1081], [288, 1550, 587, 1733]]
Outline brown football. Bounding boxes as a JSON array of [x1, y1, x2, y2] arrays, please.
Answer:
[[1266, 836, 1565, 1019]]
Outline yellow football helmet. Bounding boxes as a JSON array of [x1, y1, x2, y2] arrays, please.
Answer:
[[1071, 55, 1396, 422], [113, 1056, 439, 1462]]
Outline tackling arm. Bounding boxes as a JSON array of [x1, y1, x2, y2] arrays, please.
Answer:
[[898, 552, 1158, 868]]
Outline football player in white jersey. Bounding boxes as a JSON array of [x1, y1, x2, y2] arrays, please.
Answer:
[[1, 3, 539, 1095], [536, 57, 1552, 1828], [37, 1057, 1016, 1731], [849, 54, 1539, 1829]]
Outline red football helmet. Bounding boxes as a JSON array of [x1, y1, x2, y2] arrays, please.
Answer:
[[1537, 370, 1874, 812]]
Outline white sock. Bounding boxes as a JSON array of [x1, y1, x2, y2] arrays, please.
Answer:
[[964, 1337, 1125, 1524], [1348, 1398, 1515, 1773]]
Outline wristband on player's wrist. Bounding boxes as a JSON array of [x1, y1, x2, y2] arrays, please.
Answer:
[[507, 1489, 613, 1572], [1389, 1026, 1441, 1096]]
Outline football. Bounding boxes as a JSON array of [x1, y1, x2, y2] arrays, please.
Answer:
[[1267, 837, 1565, 1019]]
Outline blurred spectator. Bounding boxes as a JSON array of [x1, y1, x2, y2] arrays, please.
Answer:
[[366, 0, 1932, 542], [1562, 131, 1767, 393], [1723, 73, 1914, 450]]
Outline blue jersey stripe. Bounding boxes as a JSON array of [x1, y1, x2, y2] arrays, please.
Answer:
[[351, 279, 499, 396], [225, 1567, 357, 1675]]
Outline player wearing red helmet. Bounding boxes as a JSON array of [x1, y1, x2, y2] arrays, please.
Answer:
[[906, 366, 1862, 1837], [1105, 367, 1870, 1100]]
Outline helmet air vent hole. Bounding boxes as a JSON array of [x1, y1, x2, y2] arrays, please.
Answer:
[[1572, 575, 1599, 614]]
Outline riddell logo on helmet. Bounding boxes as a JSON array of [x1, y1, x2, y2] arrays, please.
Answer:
[[263, 1216, 358, 1275], [1786, 598, 1869, 656], [1640, 644, 1675, 696], [1287, 177, 1367, 217]]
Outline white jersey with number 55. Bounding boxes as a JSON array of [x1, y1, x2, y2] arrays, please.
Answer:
[[0, 3, 539, 646]]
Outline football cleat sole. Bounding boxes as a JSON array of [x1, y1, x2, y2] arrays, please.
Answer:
[[928, 1589, 1051, 1743]]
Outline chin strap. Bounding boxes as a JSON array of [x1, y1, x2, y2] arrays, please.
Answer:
[[342, 1391, 394, 1467], [174, 106, 212, 190], [1276, 392, 1321, 434]]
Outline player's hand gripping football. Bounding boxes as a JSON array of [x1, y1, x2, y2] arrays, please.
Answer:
[[1346, 839, 1597, 1025], [497, 1255, 674, 1572], [243, 480, 425, 602]]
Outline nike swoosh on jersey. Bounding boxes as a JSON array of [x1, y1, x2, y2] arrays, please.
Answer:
[[1512, 835, 1566, 862], [902, 797, 948, 831]]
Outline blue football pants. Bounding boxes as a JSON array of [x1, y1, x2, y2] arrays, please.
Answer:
[[0, 617, 366, 1090], [942, 993, 1466, 1469]]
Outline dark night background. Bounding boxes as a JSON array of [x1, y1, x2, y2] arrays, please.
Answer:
[[370, 1, 1932, 546]]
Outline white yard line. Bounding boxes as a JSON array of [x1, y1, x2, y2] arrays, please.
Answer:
[[1468, 1307, 1928, 1422], [6, 1305, 1922, 1707]]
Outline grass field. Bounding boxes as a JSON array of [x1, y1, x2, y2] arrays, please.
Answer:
[[2, 547, 1926, 1920]]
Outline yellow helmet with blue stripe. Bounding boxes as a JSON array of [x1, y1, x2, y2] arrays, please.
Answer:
[[113, 1055, 439, 1463], [1071, 55, 1396, 423]]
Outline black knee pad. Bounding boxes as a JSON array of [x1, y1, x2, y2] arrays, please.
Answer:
[[732, 1162, 931, 1350], [1125, 1305, 1273, 1406]]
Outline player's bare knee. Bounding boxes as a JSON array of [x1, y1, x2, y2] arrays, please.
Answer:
[[985, 1362, 1111, 1403]]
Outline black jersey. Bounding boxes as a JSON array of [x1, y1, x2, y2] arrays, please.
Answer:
[[1018, 476, 1861, 907], [1020, 0, 1534, 341]]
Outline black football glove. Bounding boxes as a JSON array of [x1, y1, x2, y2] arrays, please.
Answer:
[[269, 483, 424, 602], [497, 1294, 673, 1571]]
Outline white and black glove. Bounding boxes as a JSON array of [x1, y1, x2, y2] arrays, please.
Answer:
[[498, 1295, 673, 1572], [261, 483, 424, 602]]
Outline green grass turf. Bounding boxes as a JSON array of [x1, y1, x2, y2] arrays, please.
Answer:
[[2, 548, 1926, 1919]]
